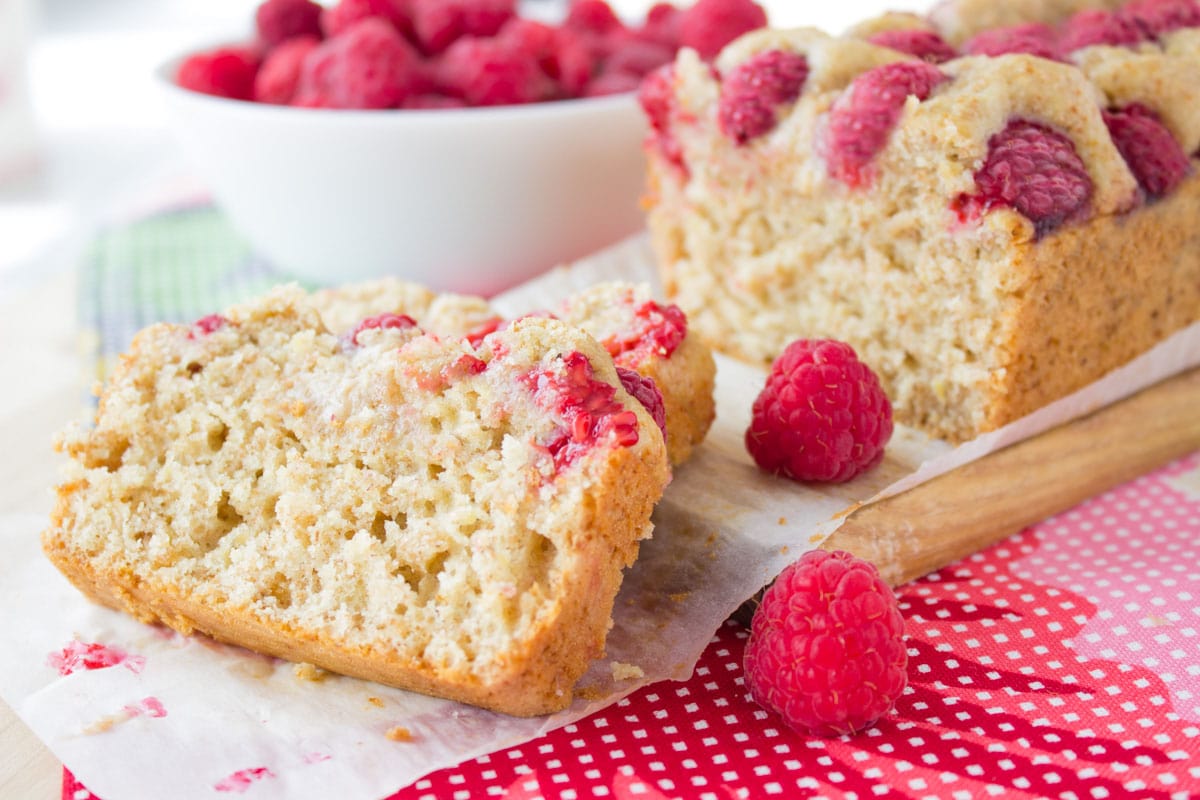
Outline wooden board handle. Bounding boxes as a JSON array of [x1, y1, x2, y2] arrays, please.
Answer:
[[825, 368, 1200, 586]]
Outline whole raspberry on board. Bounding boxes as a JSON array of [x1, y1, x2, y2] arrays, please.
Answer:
[[743, 549, 908, 737], [745, 339, 892, 483]]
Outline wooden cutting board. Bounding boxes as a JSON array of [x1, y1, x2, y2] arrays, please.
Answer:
[[825, 367, 1200, 586]]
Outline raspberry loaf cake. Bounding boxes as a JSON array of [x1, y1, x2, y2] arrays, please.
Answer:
[[313, 280, 717, 465], [642, 0, 1200, 442], [44, 287, 670, 716]]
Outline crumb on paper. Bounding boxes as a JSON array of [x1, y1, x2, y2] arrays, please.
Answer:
[[779, 545, 789, 555], [669, 591, 689, 603], [81, 713, 127, 735], [385, 725, 415, 742], [574, 685, 607, 702], [366, 696, 385, 708], [611, 661, 645, 681], [293, 662, 330, 682], [778, 517, 787, 525]]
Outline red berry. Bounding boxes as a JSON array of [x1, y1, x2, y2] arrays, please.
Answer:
[[437, 35, 556, 105], [255, 0, 323, 47], [585, 70, 644, 96], [497, 19, 593, 99], [320, 0, 412, 39], [823, 60, 946, 187], [641, 3, 683, 48], [963, 22, 1060, 59], [601, 34, 674, 79], [678, 0, 768, 61], [254, 35, 319, 104], [1119, 0, 1200, 37], [616, 367, 667, 441], [523, 351, 641, 472], [295, 18, 423, 109], [718, 49, 809, 145], [177, 46, 260, 101], [410, 0, 516, 55], [564, 0, 625, 37], [866, 28, 957, 63], [1058, 9, 1144, 53], [952, 119, 1093, 238], [400, 92, 468, 109], [745, 339, 892, 483], [744, 550, 908, 738], [188, 314, 231, 339], [1103, 104, 1191, 200], [349, 312, 418, 345]]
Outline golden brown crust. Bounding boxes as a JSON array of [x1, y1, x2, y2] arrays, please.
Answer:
[[634, 333, 717, 465]]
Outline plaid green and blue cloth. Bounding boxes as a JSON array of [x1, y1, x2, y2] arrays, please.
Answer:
[[79, 204, 313, 386]]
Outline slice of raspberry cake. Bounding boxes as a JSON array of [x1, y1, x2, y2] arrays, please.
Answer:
[[44, 286, 670, 716], [313, 280, 716, 465], [642, 0, 1200, 442]]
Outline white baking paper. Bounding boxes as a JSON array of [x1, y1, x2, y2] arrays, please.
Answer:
[[1, 234, 1197, 800]]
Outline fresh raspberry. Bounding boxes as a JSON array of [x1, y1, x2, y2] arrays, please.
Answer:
[[866, 28, 958, 63], [410, 0, 516, 55], [320, 0, 412, 39], [584, 70, 644, 96], [255, 0, 323, 47], [348, 313, 418, 345], [177, 46, 260, 101], [822, 60, 946, 187], [641, 3, 683, 48], [437, 35, 556, 105], [1058, 9, 1144, 54], [499, 19, 594, 98], [639, 64, 687, 172], [295, 18, 423, 109], [678, 0, 768, 61], [600, 34, 675, 79], [745, 339, 892, 483], [254, 35, 319, 104], [564, 0, 625, 38], [616, 367, 667, 441], [743, 549, 908, 737], [1119, 0, 1200, 37], [718, 49, 809, 145], [952, 119, 1093, 238], [962, 22, 1060, 59], [1102, 103, 1191, 200]]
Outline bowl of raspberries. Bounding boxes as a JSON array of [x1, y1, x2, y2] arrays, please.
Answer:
[[158, 0, 770, 292]]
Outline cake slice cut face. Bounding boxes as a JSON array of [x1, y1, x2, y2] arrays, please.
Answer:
[[44, 287, 670, 716]]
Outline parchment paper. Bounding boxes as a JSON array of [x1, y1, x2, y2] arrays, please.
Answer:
[[1, 234, 1197, 800]]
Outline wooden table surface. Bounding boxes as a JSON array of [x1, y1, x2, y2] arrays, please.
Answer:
[[1, 270, 83, 800]]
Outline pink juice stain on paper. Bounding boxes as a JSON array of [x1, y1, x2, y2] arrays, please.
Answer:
[[215, 766, 276, 793], [48, 640, 146, 676]]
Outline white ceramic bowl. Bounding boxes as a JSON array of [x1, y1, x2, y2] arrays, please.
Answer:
[[155, 56, 649, 293]]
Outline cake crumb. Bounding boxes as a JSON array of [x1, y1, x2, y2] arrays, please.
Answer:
[[669, 591, 690, 603], [366, 696, 384, 708], [293, 662, 330, 682], [574, 685, 607, 701], [385, 725, 415, 742], [611, 661, 645, 681], [778, 516, 787, 525]]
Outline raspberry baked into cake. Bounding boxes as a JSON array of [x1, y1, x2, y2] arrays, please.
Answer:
[[313, 280, 717, 465], [43, 287, 670, 716], [642, 0, 1200, 442]]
